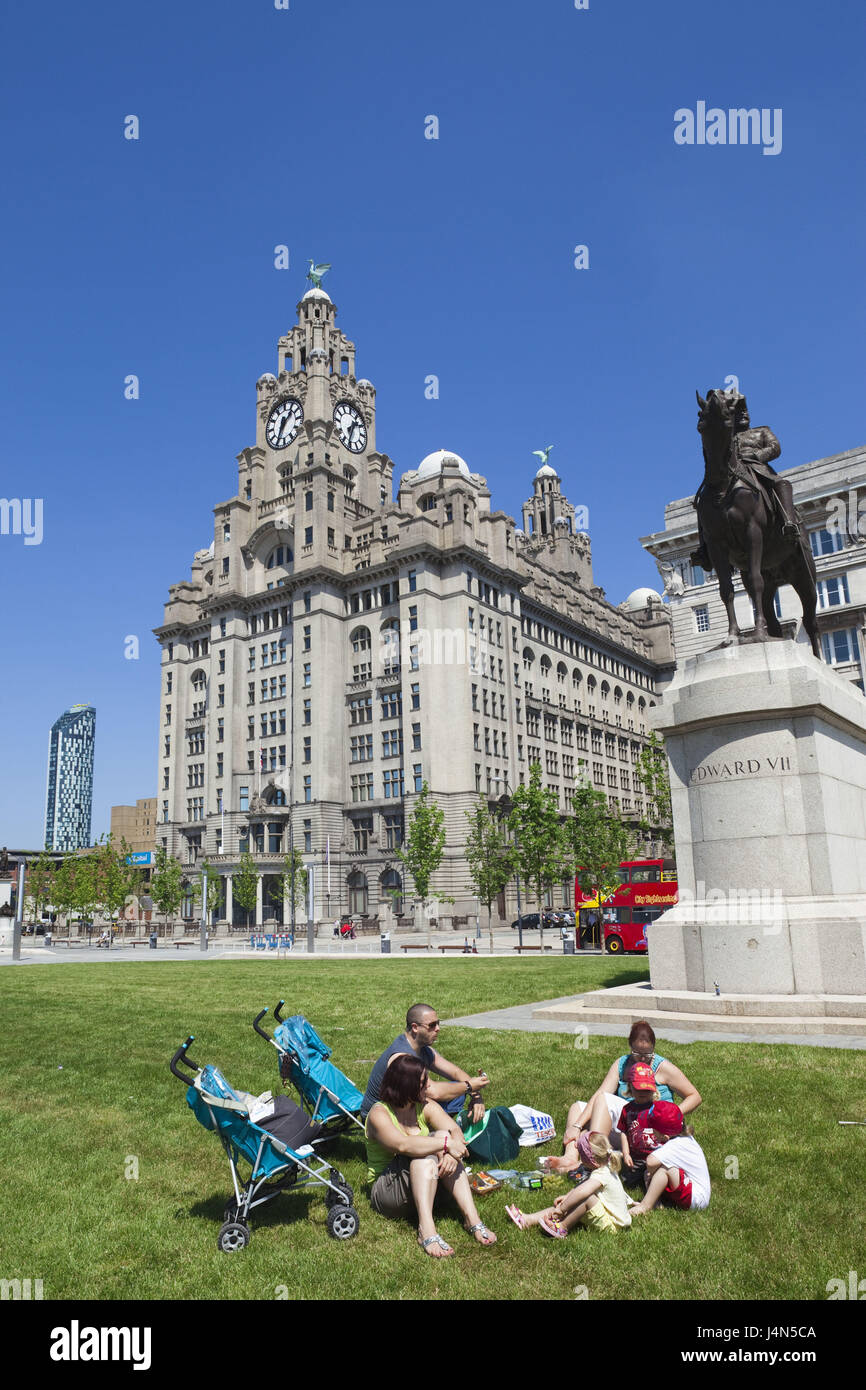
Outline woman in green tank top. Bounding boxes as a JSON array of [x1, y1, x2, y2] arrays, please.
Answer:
[[365, 1053, 497, 1258]]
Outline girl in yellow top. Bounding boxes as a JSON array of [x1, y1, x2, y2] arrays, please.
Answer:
[[506, 1131, 632, 1238], [365, 1053, 497, 1258]]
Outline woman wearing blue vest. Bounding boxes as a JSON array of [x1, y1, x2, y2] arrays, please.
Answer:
[[543, 1020, 701, 1174]]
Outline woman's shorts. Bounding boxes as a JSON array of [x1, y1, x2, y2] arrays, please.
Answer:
[[369, 1156, 416, 1218]]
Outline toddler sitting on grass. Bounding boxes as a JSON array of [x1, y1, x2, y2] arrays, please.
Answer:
[[505, 1131, 632, 1238]]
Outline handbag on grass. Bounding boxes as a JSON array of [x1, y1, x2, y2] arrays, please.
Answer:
[[458, 1105, 523, 1165]]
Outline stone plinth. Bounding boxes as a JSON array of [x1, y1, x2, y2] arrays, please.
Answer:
[[649, 641, 866, 996]]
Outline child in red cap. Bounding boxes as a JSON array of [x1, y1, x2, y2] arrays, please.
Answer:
[[617, 1061, 673, 1187], [630, 1102, 711, 1214]]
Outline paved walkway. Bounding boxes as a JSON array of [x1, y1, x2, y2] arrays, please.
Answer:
[[444, 995, 866, 1050]]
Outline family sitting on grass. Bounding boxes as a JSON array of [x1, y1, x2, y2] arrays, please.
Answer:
[[362, 1009, 710, 1256]]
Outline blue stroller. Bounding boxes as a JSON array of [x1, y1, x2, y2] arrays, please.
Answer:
[[253, 1003, 366, 1137], [170, 1035, 360, 1251]]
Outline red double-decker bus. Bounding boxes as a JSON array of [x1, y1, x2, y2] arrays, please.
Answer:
[[575, 858, 678, 952]]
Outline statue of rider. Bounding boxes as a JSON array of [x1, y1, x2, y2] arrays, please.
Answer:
[[691, 392, 800, 573]]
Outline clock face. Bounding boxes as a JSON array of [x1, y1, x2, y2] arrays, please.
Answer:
[[266, 398, 303, 450], [334, 401, 367, 454]]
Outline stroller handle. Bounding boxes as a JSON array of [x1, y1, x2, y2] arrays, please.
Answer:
[[169, 1035, 200, 1084], [274, 999, 286, 1022], [252, 1008, 272, 1042]]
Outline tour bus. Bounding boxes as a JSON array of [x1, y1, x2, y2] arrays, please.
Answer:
[[575, 858, 678, 953]]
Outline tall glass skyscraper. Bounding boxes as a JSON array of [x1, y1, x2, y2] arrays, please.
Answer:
[[45, 704, 96, 851]]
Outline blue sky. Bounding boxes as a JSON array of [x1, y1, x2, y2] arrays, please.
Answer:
[[1, 0, 863, 846]]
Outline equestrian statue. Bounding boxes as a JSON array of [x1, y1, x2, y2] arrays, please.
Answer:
[[691, 388, 820, 658]]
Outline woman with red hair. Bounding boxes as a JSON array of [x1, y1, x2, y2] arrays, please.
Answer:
[[365, 1052, 497, 1258]]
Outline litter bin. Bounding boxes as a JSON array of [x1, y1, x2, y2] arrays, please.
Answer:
[[149, 932, 158, 950], [380, 933, 391, 955], [43, 932, 53, 948], [563, 938, 576, 955]]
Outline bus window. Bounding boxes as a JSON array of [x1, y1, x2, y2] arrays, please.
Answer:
[[630, 867, 660, 883]]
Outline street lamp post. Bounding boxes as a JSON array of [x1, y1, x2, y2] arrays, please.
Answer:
[[495, 784, 524, 954], [12, 856, 25, 963]]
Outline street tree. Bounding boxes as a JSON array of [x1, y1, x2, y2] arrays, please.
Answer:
[[508, 763, 570, 934], [92, 836, 141, 935], [274, 848, 308, 931], [563, 780, 637, 947], [25, 851, 57, 927], [399, 781, 446, 946], [150, 846, 185, 935], [464, 798, 515, 952], [634, 730, 675, 857], [232, 850, 260, 930]]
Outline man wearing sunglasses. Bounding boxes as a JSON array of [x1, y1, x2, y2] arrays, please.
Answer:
[[360, 1002, 490, 1124]]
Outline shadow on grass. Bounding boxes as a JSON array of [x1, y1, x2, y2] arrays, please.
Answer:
[[595, 967, 649, 990]]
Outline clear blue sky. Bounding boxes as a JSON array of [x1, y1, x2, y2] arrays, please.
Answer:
[[1, 0, 863, 846]]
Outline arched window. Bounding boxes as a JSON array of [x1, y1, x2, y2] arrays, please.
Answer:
[[381, 869, 403, 915], [266, 544, 293, 569], [191, 669, 206, 693], [572, 668, 582, 687], [418, 494, 438, 512], [626, 691, 635, 707], [587, 675, 597, 694], [556, 662, 567, 683], [348, 871, 368, 915], [381, 619, 400, 674], [601, 681, 610, 701], [350, 626, 371, 654], [540, 656, 551, 676], [522, 647, 535, 670]]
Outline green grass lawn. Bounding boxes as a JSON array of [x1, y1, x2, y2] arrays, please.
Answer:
[[0, 957, 861, 1302]]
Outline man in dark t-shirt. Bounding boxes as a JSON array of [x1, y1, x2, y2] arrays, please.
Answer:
[[360, 1002, 490, 1121]]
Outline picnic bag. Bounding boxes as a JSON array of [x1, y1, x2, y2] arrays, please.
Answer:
[[458, 1105, 523, 1165]]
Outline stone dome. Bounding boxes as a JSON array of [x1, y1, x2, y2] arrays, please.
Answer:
[[302, 286, 332, 303], [356, 379, 373, 389], [257, 373, 277, 388], [535, 463, 559, 478], [415, 449, 472, 482], [623, 586, 663, 611]]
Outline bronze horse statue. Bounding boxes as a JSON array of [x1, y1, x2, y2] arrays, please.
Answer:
[[691, 388, 820, 658]]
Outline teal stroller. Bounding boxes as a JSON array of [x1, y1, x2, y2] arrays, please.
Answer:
[[171, 1035, 360, 1251], [253, 1004, 366, 1137]]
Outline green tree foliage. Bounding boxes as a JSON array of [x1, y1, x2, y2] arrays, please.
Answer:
[[274, 848, 308, 926], [634, 730, 675, 856], [24, 851, 57, 925], [92, 835, 141, 930], [563, 781, 637, 947], [150, 846, 185, 932], [399, 781, 446, 943], [464, 798, 515, 951], [232, 850, 260, 929], [508, 764, 570, 925]]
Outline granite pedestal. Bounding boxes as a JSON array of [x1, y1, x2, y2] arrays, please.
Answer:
[[648, 641, 866, 998]]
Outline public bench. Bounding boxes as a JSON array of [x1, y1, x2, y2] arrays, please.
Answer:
[[512, 944, 554, 953], [400, 943, 432, 952]]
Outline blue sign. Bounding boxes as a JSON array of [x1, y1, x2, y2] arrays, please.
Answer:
[[126, 852, 153, 866]]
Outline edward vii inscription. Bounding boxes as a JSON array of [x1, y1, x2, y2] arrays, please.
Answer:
[[690, 753, 795, 784]]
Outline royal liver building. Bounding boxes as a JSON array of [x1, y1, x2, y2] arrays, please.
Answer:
[[154, 280, 674, 930]]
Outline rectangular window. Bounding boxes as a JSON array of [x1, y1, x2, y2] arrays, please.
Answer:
[[411, 722, 421, 750], [303, 736, 311, 763], [821, 627, 860, 665], [817, 574, 851, 609], [304, 820, 312, 854], [695, 605, 710, 634], [304, 590, 311, 612], [304, 625, 311, 650], [305, 490, 313, 511], [408, 605, 418, 632], [810, 527, 845, 558], [413, 763, 423, 793], [383, 768, 404, 799], [305, 527, 313, 545], [304, 698, 311, 724], [304, 775, 312, 803], [217, 717, 224, 742], [239, 786, 249, 812], [303, 663, 311, 686]]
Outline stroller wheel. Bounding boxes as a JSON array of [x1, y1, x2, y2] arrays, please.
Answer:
[[217, 1220, 251, 1253], [326, 1181, 354, 1210], [326, 1204, 360, 1240]]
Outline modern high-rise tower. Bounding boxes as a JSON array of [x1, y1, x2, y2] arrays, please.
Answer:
[[44, 703, 96, 851]]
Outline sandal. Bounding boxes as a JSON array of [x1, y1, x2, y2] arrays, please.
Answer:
[[418, 1233, 453, 1257], [505, 1204, 527, 1231], [465, 1221, 497, 1246], [539, 1215, 568, 1239]]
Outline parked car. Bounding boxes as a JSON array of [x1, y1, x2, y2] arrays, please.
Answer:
[[510, 912, 558, 931], [604, 920, 649, 954]]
